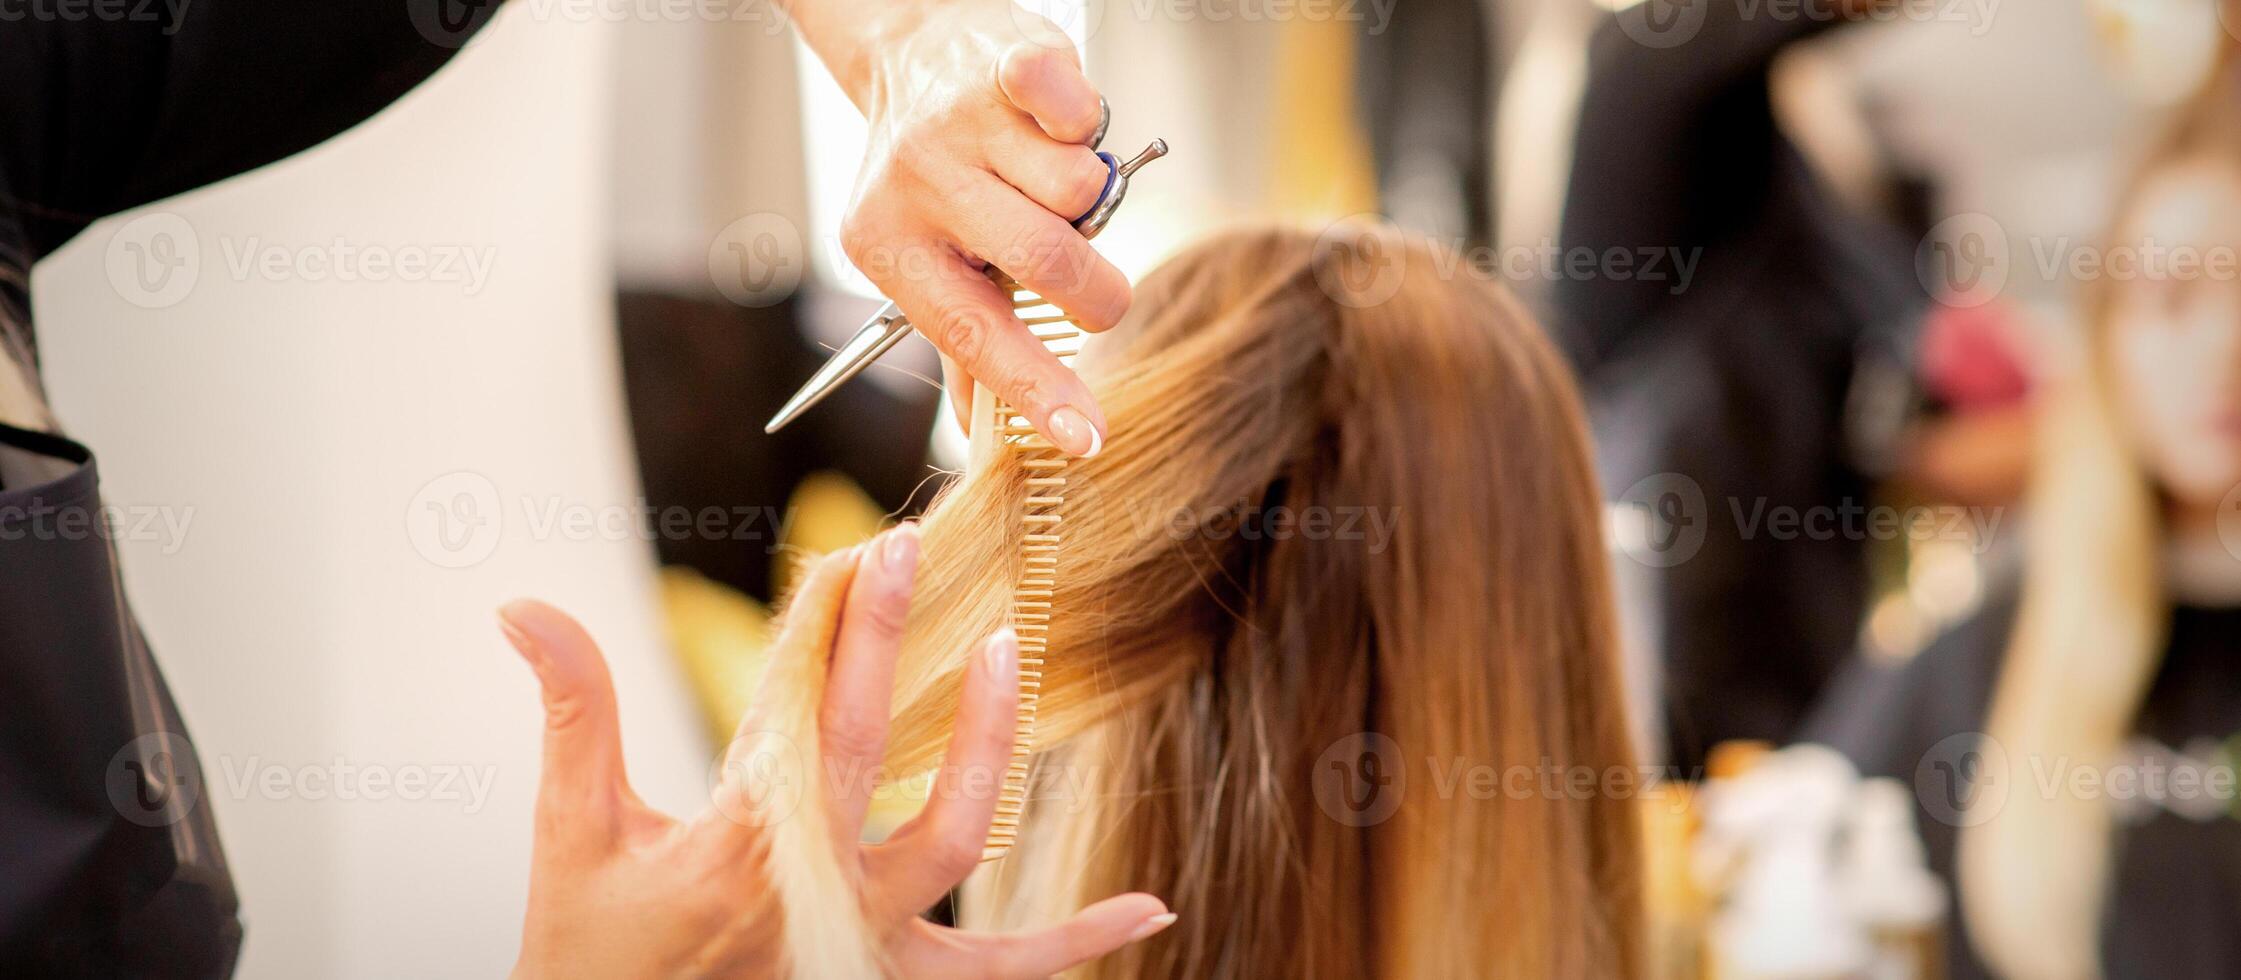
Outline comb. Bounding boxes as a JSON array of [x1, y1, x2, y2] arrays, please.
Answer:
[[970, 139, 1167, 861]]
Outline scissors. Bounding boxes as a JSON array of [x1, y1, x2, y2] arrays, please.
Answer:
[[763, 100, 1168, 434]]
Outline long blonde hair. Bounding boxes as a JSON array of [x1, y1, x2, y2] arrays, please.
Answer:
[[767, 225, 1643, 977], [1957, 42, 2241, 979]]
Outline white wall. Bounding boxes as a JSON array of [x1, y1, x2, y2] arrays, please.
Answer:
[[33, 9, 706, 977]]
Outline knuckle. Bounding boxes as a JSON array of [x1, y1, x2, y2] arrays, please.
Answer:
[[1011, 227, 1069, 284], [1061, 151, 1108, 218], [838, 211, 876, 268], [1003, 373, 1058, 419], [999, 44, 1063, 97], [819, 707, 884, 761], [541, 692, 594, 734], [928, 830, 985, 878], [933, 304, 990, 365]]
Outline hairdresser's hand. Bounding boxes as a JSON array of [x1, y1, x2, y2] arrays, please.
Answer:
[[502, 525, 1173, 978], [787, 0, 1122, 455]]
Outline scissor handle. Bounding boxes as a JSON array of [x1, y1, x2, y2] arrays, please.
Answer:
[[1071, 153, 1121, 227]]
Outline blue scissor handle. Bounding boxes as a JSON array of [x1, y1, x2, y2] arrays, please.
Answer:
[[1071, 152, 1121, 228]]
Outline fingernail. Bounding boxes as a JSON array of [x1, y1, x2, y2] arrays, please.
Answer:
[[1126, 913, 1178, 943], [882, 522, 921, 573], [496, 603, 544, 668], [1047, 406, 1102, 457], [983, 627, 1019, 676]]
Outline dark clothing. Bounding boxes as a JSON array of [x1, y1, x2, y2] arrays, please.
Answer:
[[1807, 584, 2241, 980], [0, 0, 493, 388], [1559, 0, 1925, 768], [0, 5, 485, 973]]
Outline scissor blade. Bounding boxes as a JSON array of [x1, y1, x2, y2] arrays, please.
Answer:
[[763, 304, 912, 433]]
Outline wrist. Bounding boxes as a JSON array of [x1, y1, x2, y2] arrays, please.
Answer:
[[785, 0, 955, 110]]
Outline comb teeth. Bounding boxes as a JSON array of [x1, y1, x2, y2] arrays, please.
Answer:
[[982, 290, 1078, 862]]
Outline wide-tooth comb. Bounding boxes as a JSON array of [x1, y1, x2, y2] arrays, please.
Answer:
[[969, 286, 1083, 861]]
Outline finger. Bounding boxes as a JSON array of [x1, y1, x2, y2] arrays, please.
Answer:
[[894, 247, 1106, 457], [898, 895, 1175, 980], [994, 43, 1102, 144], [864, 628, 1019, 918], [821, 523, 922, 843], [954, 175, 1131, 336], [499, 599, 632, 837], [939, 354, 973, 435], [989, 129, 1110, 222]]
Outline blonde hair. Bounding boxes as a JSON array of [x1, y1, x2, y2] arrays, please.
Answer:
[[766, 225, 1643, 977], [1957, 41, 2241, 979]]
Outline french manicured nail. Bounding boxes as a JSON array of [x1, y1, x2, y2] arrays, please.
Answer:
[[497, 603, 539, 658], [983, 627, 1019, 677], [1127, 913, 1178, 943], [882, 522, 921, 573], [1046, 406, 1102, 457]]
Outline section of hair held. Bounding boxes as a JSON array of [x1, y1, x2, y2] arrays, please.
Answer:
[[753, 559, 886, 979]]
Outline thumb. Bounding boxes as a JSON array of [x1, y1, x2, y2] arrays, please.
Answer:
[[500, 599, 632, 832]]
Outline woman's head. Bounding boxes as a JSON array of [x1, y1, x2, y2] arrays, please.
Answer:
[[867, 224, 1641, 977], [1960, 40, 2241, 979], [2100, 53, 2241, 511]]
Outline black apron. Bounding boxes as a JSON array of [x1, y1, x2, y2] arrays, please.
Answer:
[[0, 422, 242, 976]]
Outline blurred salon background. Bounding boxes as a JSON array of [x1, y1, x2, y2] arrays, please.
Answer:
[[31, 0, 2241, 974]]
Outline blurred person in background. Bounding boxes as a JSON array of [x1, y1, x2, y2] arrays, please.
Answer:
[[0, 0, 1137, 972], [1556, 0, 1926, 770], [1807, 38, 2241, 979]]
